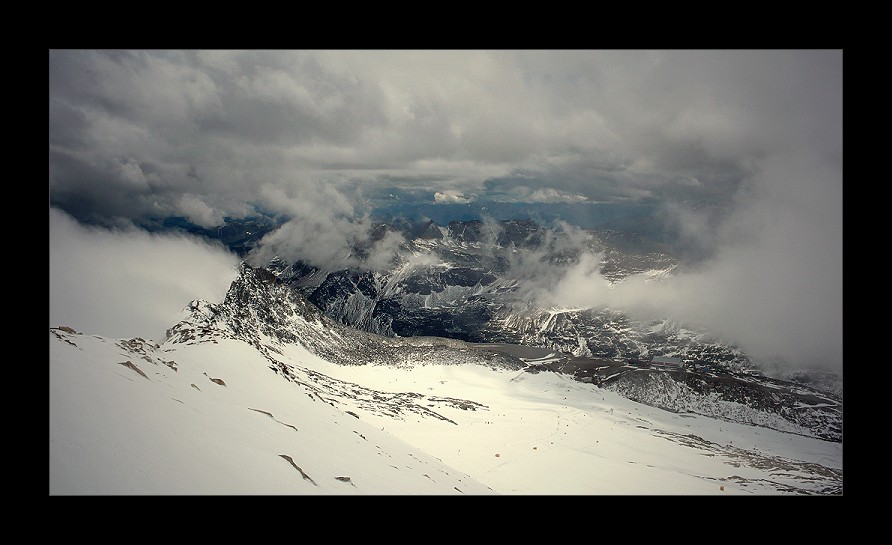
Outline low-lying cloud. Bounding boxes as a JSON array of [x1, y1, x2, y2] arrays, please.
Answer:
[[434, 190, 473, 204], [49, 207, 241, 341], [512, 151, 842, 372]]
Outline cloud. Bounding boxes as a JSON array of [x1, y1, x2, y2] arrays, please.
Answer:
[[526, 188, 588, 203], [433, 190, 473, 204], [178, 194, 225, 228], [50, 50, 841, 224], [49, 50, 842, 371], [519, 150, 842, 372], [49, 207, 241, 341], [239, 179, 408, 272]]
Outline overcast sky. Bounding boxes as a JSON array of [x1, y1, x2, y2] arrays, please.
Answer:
[[49, 50, 841, 224], [48, 50, 843, 371]]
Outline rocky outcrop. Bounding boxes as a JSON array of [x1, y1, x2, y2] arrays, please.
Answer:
[[164, 262, 524, 372], [118, 360, 149, 379]]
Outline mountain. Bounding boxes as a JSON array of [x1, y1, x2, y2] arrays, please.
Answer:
[[49, 328, 498, 495], [50, 262, 843, 494], [165, 263, 523, 372], [165, 262, 843, 443], [269, 219, 766, 370]]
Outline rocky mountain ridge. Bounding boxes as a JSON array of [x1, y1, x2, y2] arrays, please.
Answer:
[[164, 261, 842, 442], [165, 262, 524, 372]]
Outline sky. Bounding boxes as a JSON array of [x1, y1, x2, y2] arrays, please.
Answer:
[[48, 49, 843, 372], [49, 325, 843, 495]]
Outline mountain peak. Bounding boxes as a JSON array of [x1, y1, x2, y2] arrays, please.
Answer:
[[164, 261, 525, 372]]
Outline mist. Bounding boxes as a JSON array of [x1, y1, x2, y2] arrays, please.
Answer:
[[49, 207, 241, 341], [244, 180, 409, 272], [517, 151, 842, 372]]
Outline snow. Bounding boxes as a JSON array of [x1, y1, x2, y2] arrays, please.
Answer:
[[49, 325, 842, 495]]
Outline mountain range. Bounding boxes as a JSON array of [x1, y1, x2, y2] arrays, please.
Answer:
[[50, 258, 843, 494]]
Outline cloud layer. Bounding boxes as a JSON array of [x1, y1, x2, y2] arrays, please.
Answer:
[[50, 50, 841, 224], [49, 50, 843, 371]]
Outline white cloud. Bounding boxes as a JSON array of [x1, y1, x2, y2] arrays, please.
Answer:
[[434, 190, 472, 204], [519, 150, 842, 372], [526, 188, 588, 203], [178, 194, 225, 228], [49, 207, 240, 341]]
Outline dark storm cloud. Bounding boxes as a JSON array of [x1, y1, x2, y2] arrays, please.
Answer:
[[49, 49, 842, 371], [49, 49, 391, 228]]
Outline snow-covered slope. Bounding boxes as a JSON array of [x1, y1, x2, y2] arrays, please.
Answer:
[[49, 264, 843, 495], [49, 329, 497, 495]]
